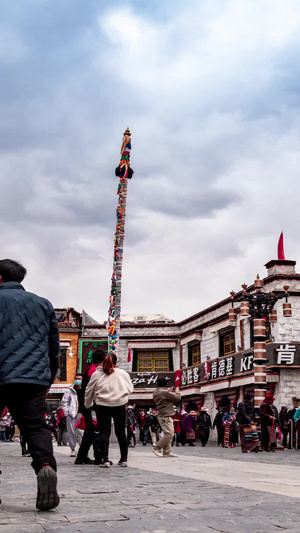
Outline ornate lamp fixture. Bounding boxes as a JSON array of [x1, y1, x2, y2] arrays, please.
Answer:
[[229, 274, 291, 412], [235, 275, 290, 320]]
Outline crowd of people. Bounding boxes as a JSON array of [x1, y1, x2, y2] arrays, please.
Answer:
[[0, 409, 15, 442], [212, 393, 300, 452], [1, 259, 300, 514]]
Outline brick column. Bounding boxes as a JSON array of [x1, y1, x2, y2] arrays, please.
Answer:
[[253, 318, 267, 412]]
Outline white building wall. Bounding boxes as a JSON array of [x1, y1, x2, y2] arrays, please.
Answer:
[[182, 344, 188, 368], [172, 346, 180, 370], [272, 296, 300, 343], [274, 369, 300, 410], [201, 329, 219, 362]]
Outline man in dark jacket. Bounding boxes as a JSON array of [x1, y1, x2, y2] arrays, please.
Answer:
[[197, 408, 212, 447], [0, 259, 60, 510], [237, 393, 255, 425]]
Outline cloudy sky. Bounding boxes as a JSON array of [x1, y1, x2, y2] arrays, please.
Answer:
[[1, 0, 300, 322]]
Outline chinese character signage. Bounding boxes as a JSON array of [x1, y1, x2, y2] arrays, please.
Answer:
[[180, 343, 300, 388], [276, 344, 296, 365]]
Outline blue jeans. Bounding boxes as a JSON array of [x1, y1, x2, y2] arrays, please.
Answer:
[[0, 430, 7, 442]]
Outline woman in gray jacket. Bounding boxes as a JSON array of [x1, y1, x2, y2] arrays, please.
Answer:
[[85, 351, 133, 467]]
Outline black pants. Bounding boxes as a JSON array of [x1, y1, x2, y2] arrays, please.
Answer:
[[127, 426, 136, 446], [217, 426, 224, 446], [261, 424, 275, 451], [0, 384, 56, 474], [6, 426, 15, 441], [282, 429, 288, 448], [199, 428, 210, 447], [95, 404, 127, 462], [77, 408, 101, 462], [20, 432, 29, 454]]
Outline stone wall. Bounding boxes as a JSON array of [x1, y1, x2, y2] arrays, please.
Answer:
[[274, 368, 300, 410]]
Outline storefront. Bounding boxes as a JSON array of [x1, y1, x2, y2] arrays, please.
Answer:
[[129, 371, 175, 409], [179, 343, 300, 416]]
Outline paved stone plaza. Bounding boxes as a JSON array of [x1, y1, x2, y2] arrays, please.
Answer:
[[1, 442, 300, 532]]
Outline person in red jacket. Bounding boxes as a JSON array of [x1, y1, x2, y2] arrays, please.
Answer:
[[75, 350, 104, 464], [173, 408, 182, 446]]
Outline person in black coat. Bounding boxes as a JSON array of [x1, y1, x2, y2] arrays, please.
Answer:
[[236, 394, 261, 453], [197, 408, 212, 447], [279, 406, 289, 448], [213, 407, 226, 447], [260, 394, 276, 451], [237, 394, 255, 425], [0, 259, 60, 510], [287, 397, 298, 449]]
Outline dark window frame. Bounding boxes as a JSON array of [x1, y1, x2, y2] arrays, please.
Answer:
[[188, 343, 201, 367], [57, 347, 67, 381], [219, 328, 235, 358]]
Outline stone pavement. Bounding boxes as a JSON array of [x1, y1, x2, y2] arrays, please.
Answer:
[[1, 441, 300, 532]]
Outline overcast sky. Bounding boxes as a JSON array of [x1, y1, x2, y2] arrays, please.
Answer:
[[1, 0, 300, 322]]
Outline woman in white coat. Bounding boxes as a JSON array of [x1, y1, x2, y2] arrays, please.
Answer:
[[85, 350, 133, 467]]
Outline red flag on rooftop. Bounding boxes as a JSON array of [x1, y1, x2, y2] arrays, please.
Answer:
[[277, 232, 285, 260]]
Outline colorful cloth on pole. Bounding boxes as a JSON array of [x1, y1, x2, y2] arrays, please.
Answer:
[[107, 128, 134, 356]]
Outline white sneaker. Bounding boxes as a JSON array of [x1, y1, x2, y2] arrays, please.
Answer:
[[100, 461, 111, 468], [152, 447, 163, 457], [70, 449, 77, 457], [163, 452, 177, 458], [118, 461, 127, 467]]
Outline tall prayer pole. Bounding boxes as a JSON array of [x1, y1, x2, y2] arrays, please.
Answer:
[[107, 128, 133, 357]]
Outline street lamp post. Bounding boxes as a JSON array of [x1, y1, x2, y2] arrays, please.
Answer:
[[230, 274, 291, 413]]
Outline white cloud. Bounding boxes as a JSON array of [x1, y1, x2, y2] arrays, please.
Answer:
[[1, 0, 300, 322]]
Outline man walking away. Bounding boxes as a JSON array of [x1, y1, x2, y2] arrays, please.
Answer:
[[61, 373, 84, 457], [152, 378, 181, 458], [0, 259, 60, 510]]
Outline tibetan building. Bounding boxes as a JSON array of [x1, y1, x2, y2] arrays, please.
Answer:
[[80, 258, 300, 420]]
